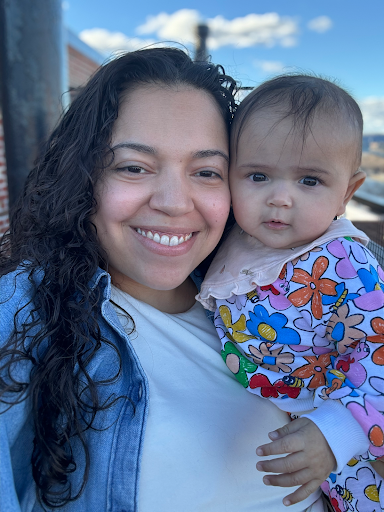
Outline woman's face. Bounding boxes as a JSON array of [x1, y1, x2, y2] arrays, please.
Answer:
[[93, 85, 230, 301]]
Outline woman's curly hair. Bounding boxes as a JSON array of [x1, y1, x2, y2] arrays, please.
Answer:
[[0, 47, 237, 508]]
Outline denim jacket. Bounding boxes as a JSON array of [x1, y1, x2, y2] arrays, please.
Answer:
[[0, 267, 149, 512]]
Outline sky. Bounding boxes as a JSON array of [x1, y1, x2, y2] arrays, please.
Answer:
[[63, 0, 384, 134]]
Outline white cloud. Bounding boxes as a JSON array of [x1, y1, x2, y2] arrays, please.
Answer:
[[137, 9, 200, 43], [137, 9, 299, 50], [80, 10, 300, 57], [359, 97, 384, 134], [307, 16, 332, 33], [254, 60, 285, 74], [62, 1, 69, 10], [79, 28, 157, 56]]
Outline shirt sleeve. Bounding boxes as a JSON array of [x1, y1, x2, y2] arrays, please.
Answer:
[[301, 399, 369, 472], [310, 238, 384, 462]]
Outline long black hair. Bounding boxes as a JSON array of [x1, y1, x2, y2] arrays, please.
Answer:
[[0, 47, 237, 508]]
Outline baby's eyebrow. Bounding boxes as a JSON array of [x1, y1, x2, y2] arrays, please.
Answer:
[[295, 166, 331, 175]]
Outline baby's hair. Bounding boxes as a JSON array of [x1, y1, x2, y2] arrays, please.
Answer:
[[232, 74, 363, 170]]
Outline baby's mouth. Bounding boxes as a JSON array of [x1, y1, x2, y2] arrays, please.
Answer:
[[135, 228, 193, 246], [264, 220, 289, 229]]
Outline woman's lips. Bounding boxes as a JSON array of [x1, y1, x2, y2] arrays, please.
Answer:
[[135, 228, 193, 246], [132, 227, 197, 256]]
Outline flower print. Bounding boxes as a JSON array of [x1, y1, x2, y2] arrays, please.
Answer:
[[219, 305, 255, 344], [327, 239, 358, 279], [326, 304, 365, 354], [248, 373, 301, 398], [322, 282, 359, 311], [221, 342, 258, 388], [291, 351, 337, 389], [367, 317, 384, 365], [288, 256, 337, 320], [329, 238, 370, 277], [246, 305, 301, 345], [347, 400, 384, 458], [256, 284, 292, 311], [358, 265, 384, 294], [333, 340, 369, 388], [348, 240, 369, 265], [246, 289, 259, 303], [279, 264, 287, 280], [345, 467, 381, 511], [354, 265, 384, 311], [293, 309, 332, 355], [291, 246, 322, 266], [226, 294, 247, 311], [247, 342, 294, 373], [367, 377, 384, 412]]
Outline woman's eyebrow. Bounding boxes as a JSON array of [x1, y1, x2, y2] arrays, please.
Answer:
[[111, 144, 229, 163], [111, 142, 156, 155], [192, 149, 229, 162]]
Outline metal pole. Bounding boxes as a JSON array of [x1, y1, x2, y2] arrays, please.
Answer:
[[194, 23, 209, 62], [0, 0, 63, 207]]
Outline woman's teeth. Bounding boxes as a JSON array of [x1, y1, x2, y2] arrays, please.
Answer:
[[136, 228, 192, 246]]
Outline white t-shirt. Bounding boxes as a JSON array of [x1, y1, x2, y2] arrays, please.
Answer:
[[111, 286, 324, 512]]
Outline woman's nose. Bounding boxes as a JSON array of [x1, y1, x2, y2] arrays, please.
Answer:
[[149, 170, 195, 216], [266, 184, 293, 208]]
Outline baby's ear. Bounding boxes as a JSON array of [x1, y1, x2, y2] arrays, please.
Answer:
[[336, 170, 366, 216]]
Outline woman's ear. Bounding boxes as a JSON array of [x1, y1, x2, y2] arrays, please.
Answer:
[[336, 170, 366, 216]]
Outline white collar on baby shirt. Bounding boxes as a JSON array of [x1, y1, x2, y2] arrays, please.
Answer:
[[197, 218, 369, 311]]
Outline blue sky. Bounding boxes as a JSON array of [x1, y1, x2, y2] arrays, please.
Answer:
[[63, 0, 384, 134]]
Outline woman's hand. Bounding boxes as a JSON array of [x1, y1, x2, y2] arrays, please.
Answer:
[[255, 417, 335, 506]]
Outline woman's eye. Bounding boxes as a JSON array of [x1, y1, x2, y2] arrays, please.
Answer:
[[196, 170, 220, 179], [117, 166, 146, 174], [250, 173, 267, 182], [300, 176, 319, 186]]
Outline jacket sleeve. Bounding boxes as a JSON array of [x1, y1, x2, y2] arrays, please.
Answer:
[[0, 269, 38, 511]]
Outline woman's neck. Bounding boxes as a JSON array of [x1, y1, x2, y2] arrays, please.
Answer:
[[109, 268, 197, 314]]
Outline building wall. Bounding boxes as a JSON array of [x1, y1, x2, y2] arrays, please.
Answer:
[[68, 44, 100, 90], [0, 38, 103, 236]]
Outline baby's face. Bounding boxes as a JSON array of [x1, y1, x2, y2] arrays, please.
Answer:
[[229, 110, 365, 249]]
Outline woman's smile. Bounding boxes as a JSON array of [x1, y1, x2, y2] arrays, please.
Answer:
[[135, 228, 193, 246], [132, 226, 197, 256]]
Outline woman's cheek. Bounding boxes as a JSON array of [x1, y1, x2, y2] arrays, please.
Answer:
[[209, 189, 231, 227]]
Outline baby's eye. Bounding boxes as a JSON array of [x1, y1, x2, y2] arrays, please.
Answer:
[[300, 176, 319, 186], [250, 173, 267, 182]]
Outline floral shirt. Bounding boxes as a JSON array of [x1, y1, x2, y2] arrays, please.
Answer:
[[198, 219, 384, 462]]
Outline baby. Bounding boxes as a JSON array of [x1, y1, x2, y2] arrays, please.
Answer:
[[198, 75, 384, 512]]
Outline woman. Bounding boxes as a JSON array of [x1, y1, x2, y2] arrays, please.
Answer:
[[0, 48, 324, 511]]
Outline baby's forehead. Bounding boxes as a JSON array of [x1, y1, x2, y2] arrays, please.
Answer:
[[236, 104, 355, 136], [231, 108, 361, 174], [233, 107, 359, 153]]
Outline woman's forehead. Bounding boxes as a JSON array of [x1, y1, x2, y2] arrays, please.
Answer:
[[111, 85, 228, 153]]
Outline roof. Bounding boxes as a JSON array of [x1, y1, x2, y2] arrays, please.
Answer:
[[65, 27, 105, 66]]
